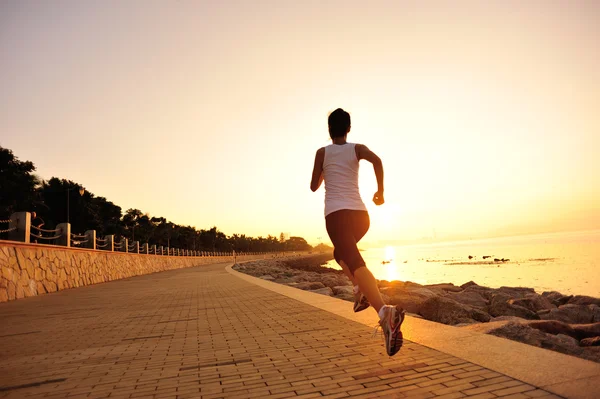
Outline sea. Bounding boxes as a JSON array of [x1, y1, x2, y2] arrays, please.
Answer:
[[324, 229, 600, 297]]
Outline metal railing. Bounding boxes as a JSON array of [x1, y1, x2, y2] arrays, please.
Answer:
[[1, 212, 274, 257]]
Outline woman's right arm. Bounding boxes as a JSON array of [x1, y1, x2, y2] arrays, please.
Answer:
[[356, 144, 384, 205]]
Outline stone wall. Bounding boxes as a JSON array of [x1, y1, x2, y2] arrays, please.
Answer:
[[0, 240, 280, 303]]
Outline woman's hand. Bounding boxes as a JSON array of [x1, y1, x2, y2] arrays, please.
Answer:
[[373, 191, 384, 205]]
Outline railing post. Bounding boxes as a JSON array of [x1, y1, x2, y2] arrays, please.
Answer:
[[158, 245, 163, 255], [121, 238, 128, 252], [84, 230, 96, 249], [132, 241, 139, 254], [141, 243, 148, 254], [9, 212, 30, 243], [105, 235, 114, 251], [56, 223, 71, 247]]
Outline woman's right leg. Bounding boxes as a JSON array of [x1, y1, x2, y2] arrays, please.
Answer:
[[334, 248, 357, 285], [326, 210, 384, 313]]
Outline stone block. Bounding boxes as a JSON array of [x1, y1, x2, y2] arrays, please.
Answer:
[[43, 281, 58, 293], [0, 288, 8, 302], [2, 266, 14, 281], [7, 281, 16, 300], [15, 284, 25, 299], [37, 281, 46, 294]]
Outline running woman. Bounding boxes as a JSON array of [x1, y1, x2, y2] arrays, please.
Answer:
[[310, 108, 405, 356]]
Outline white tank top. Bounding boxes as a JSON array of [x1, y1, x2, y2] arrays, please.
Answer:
[[323, 143, 368, 216]]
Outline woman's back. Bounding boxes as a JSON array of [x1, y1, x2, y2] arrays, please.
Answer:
[[323, 143, 367, 216]]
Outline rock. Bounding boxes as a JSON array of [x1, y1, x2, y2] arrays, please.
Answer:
[[484, 322, 583, 357], [332, 286, 353, 296], [509, 294, 555, 312], [1, 266, 14, 281], [309, 287, 333, 296], [387, 287, 440, 314], [294, 282, 326, 290], [538, 304, 600, 324], [0, 288, 7, 302], [407, 287, 439, 298], [424, 283, 463, 293], [419, 296, 491, 325], [460, 281, 479, 289], [334, 292, 355, 302], [463, 285, 498, 301], [43, 281, 58, 293], [491, 316, 528, 323], [497, 286, 536, 299], [446, 290, 489, 310], [488, 293, 540, 320], [388, 293, 429, 314], [259, 275, 275, 281], [581, 337, 600, 347], [567, 295, 600, 307], [572, 323, 600, 339], [321, 274, 351, 288], [542, 291, 573, 306], [526, 320, 579, 339], [7, 281, 16, 300]]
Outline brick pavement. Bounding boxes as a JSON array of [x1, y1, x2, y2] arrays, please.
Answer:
[[0, 260, 561, 398]]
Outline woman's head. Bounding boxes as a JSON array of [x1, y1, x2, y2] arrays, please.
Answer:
[[328, 108, 351, 139]]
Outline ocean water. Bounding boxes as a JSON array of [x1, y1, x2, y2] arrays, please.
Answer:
[[325, 229, 600, 297]]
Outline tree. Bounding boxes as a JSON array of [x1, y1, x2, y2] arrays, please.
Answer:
[[0, 146, 42, 218]]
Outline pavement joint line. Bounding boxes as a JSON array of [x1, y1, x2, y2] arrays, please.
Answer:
[[0, 378, 67, 392], [0, 330, 42, 338], [179, 358, 253, 371], [280, 328, 329, 335], [121, 334, 175, 341], [157, 318, 197, 324]]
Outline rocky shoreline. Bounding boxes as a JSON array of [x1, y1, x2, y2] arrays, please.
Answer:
[[233, 254, 600, 363]]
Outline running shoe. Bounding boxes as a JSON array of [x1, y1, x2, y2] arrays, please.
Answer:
[[353, 291, 370, 312], [377, 305, 405, 356]]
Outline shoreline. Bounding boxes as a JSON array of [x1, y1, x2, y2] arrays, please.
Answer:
[[233, 253, 600, 364]]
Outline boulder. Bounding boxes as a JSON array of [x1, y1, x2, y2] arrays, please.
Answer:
[[332, 286, 354, 296], [488, 293, 540, 320], [419, 296, 491, 325], [542, 291, 573, 306], [460, 281, 479, 289], [538, 304, 600, 324], [572, 323, 600, 339], [334, 292, 355, 302], [463, 285, 498, 301], [424, 283, 463, 293], [567, 295, 600, 307], [509, 294, 555, 312], [387, 287, 440, 314], [321, 274, 351, 288], [446, 290, 489, 310], [293, 281, 326, 290], [388, 293, 428, 314], [581, 337, 600, 347], [497, 286, 536, 299], [491, 316, 528, 323], [484, 322, 583, 357], [526, 320, 578, 339], [309, 287, 333, 296]]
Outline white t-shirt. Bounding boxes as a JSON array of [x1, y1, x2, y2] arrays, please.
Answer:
[[323, 143, 368, 217]]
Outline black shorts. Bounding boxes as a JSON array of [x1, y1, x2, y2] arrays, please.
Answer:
[[325, 209, 370, 275]]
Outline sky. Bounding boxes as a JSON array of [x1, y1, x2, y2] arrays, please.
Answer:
[[1, 1, 599, 247]]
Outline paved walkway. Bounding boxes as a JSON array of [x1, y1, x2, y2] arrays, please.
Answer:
[[0, 261, 560, 398]]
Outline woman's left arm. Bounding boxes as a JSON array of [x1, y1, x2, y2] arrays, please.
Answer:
[[310, 147, 325, 192]]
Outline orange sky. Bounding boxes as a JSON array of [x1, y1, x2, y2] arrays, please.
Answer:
[[1, 1, 598, 246]]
